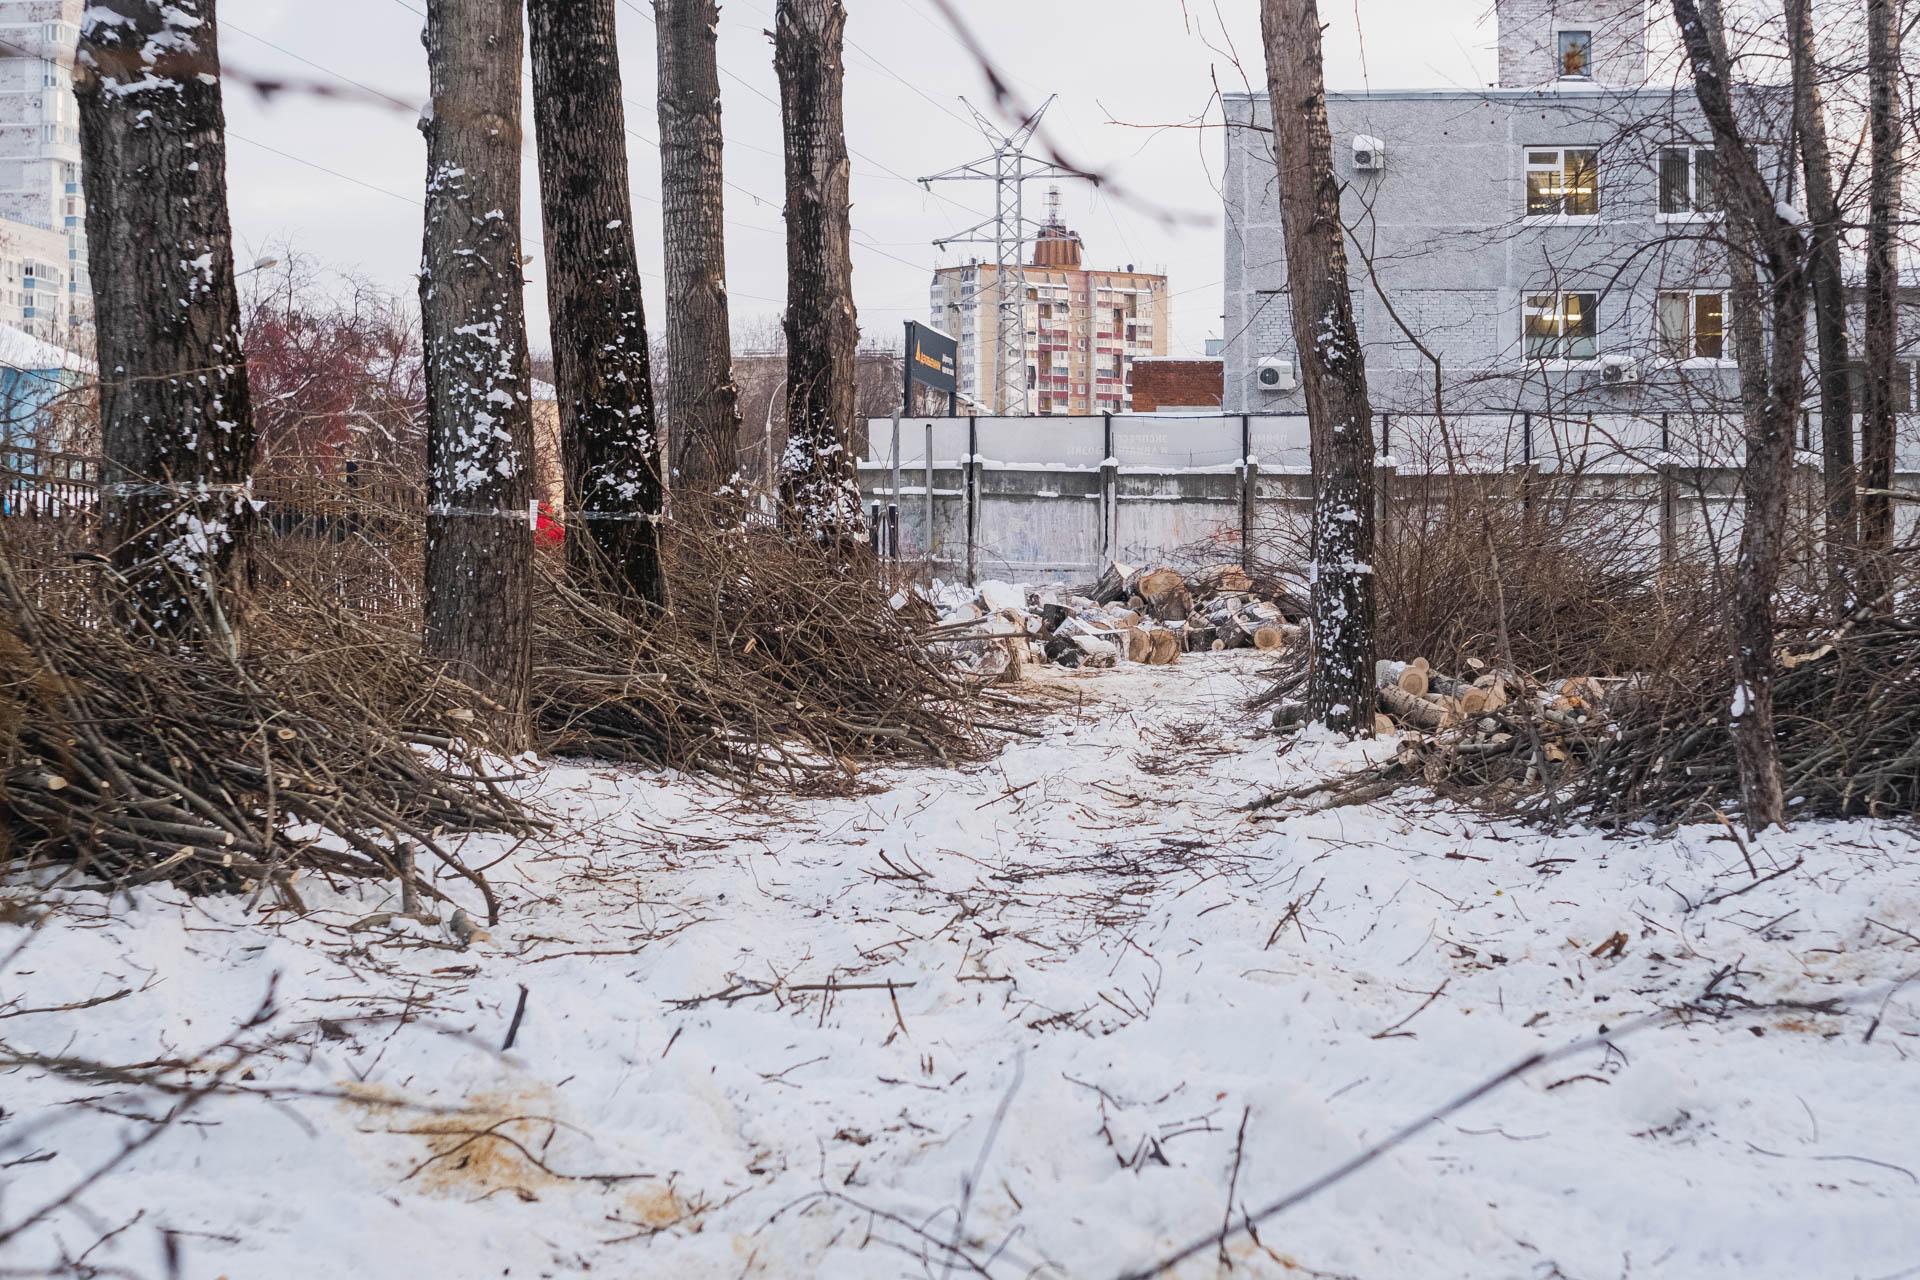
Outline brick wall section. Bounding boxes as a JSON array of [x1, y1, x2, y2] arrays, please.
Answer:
[[1131, 358, 1223, 412]]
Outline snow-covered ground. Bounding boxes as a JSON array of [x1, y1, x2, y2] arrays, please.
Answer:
[[5, 652, 1919, 1279]]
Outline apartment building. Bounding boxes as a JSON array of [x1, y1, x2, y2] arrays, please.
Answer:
[[0, 0, 90, 348], [1221, 0, 1793, 416], [930, 195, 1169, 415]]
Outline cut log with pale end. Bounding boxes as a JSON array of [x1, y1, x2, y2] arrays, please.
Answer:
[[1130, 566, 1186, 602], [1378, 683, 1447, 729], [1126, 627, 1152, 663], [1147, 629, 1180, 665], [1373, 712, 1396, 736], [1458, 686, 1491, 717], [1251, 624, 1288, 652], [1211, 638, 1226, 652], [1396, 666, 1431, 697]]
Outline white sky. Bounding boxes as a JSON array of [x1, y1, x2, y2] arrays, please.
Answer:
[[220, 0, 1495, 358]]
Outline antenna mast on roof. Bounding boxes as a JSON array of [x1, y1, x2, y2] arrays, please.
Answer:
[[920, 95, 1076, 415]]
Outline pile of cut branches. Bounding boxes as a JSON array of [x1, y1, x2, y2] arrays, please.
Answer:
[[0, 559, 533, 913], [1265, 614, 1920, 829], [531, 523, 985, 786], [1540, 614, 1920, 827]]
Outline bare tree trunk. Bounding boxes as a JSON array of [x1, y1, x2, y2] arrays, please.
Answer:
[[656, 0, 743, 507], [1672, 0, 1810, 831], [1785, 0, 1856, 607], [1260, 0, 1376, 736], [75, 0, 256, 649], [529, 0, 667, 608], [419, 0, 536, 746], [1858, 0, 1903, 612], [774, 0, 863, 553]]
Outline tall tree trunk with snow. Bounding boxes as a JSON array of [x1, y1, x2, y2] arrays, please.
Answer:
[[1260, 0, 1376, 735], [1857, 0, 1903, 612], [656, 0, 743, 508], [529, 0, 666, 609], [1785, 0, 1856, 606], [1672, 0, 1810, 831], [75, 0, 257, 649], [419, 0, 537, 746], [774, 0, 863, 552]]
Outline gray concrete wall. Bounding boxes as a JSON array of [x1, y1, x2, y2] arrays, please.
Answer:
[[1222, 84, 1791, 416], [861, 413, 1920, 583]]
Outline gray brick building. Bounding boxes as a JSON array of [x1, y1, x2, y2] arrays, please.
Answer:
[[1221, 0, 1792, 418]]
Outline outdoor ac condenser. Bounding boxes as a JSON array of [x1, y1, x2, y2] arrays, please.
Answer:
[[1256, 358, 1297, 392], [1352, 135, 1386, 172]]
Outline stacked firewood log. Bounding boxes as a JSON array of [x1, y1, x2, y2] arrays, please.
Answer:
[[931, 561, 1303, 679]]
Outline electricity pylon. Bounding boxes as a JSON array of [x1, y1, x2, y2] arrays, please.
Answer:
[[920, 96, 1075, 416]]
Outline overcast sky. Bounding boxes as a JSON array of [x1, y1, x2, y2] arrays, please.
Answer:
[[220, 0, 1497, 359]]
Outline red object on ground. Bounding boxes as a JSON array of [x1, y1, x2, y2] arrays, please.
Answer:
[[534, 502, 565, 546]]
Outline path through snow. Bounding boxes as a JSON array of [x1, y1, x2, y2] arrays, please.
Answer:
[[4, 653, 1919, 1279]]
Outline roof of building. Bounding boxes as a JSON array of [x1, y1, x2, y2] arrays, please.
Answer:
[[0, 323, 89, 376]]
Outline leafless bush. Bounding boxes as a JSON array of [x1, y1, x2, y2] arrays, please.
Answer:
[[533, 505, 986, 787], [1254, 467, 1746, 679]]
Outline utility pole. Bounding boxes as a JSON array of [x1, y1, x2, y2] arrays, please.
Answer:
[[920, 96, 1074, 416]]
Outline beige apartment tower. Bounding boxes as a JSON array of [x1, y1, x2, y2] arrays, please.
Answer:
[[930, 195, 1168, 416]]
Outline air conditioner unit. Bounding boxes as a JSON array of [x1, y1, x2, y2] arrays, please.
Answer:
[[1599, 354, 1638, 386], [1256, 357, 1297, 392], [1352, 135, 1386, 172]]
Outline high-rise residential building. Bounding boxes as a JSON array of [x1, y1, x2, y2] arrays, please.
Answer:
[[929, 193, 1168, 416], [0, 0, 91, 350]]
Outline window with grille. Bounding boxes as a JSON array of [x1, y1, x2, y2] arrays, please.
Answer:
[[1659, 146, 1718, 216]]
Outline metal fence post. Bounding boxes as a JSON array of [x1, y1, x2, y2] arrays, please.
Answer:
[[1658, 411, 1677, 567], [1375, 412, 1394, 545], [924, 421, 935, 571], [889, 412, 901, 559], [1101, 412, 1117, 567], [1239, 413, 1255, 569], [965, 415, 979, 587]]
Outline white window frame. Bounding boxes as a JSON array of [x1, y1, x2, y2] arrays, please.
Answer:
[[1656, 289, 1732, 365], [1523, 291, 1601, 364], [1525, 146, 1601, 219], [1658, 145, 1719, 221]]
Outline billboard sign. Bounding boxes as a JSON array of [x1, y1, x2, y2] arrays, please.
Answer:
[[904, 321, 957, 396]]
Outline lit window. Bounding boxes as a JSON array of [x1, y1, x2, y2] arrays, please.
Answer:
[[1524, 292, 1599, 361], [1558, 30, 1593, 77], [1525, 147, 1599, 216], [1657, 291, 1727, 361], [1659, 146, 1718, 216]]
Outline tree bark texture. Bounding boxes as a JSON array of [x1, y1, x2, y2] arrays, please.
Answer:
[[419, 0, 537, 746], [1260, 0, 1377, 736], [75, 0, 257, 648], [529, 0, 667, 608], [1784, 0, 1856, 606], [774, 0, 864, 552], [656, 0, 743, 505], [1858, 0, 1903, 610], [1672, 0, 1810, 830]]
